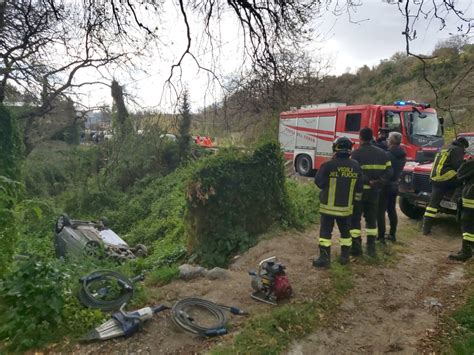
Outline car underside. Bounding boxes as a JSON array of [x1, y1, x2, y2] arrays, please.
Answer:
[[54, 215, 147, 262]]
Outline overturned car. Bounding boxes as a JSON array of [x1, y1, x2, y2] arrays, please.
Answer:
[[54, 214, 147, 261]]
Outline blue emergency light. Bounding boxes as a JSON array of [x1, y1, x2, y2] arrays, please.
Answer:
[[394, 100, 430, 109]]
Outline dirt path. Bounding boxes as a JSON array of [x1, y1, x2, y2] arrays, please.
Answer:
[[66, 212, 471, 355], [287, 213, 471, 355]]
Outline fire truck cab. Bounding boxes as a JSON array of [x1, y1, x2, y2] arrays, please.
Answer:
[[279, 101, 444, 176]]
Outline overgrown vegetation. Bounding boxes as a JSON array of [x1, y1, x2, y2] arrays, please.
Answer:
[[0, 258, 105, 351], [0, 104, 22, 180], [186, 143, 289, 267], [0, 114, 319, 351]]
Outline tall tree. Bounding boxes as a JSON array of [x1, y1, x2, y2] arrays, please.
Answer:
[[0, 0, 146, 153], [0, 105, 22, 179], [178, 89, 192, 160], [111, 80, 133, 138]]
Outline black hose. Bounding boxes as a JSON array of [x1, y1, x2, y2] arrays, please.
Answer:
[[78, 270, 143, 311], [171, 298, 246, 337]]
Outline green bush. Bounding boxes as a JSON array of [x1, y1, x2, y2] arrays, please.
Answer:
[[284, 179, 320, 229], [0, 256, 143, 351], [122, 168, 190, 245], [23, 143, 103, 198], [0, 258, 67, 351], [104, 133, 180, 190], [0, 176, 22, 275], [186, 142, 289, 267]]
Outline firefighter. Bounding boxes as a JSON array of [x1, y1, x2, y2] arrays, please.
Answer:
[[422, 137, 469, 235], [313, 137, 363, 268], [350, 127, 393, 257], [375, 128, 390, 151], [448, 159, 474, 261], [377, 131, 406, 243]]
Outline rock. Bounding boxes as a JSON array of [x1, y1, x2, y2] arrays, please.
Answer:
[[206, 267, 229, 280], [179, 264, 206, 280], [424, 297, 442, 309]]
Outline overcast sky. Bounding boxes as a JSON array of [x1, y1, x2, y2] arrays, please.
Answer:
[[78, 0, 473, 112], [318, 0, 473, 75]]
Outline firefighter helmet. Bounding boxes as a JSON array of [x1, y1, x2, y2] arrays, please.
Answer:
[[453, 136, 469, 149], [332, 136, 354, 153]]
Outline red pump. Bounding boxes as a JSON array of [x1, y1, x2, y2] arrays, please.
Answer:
[[249, 256, 292, 306]]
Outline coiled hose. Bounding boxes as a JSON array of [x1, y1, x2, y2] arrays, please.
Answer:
[[78, 270, 144, 311], [171, 298, 246, 337]]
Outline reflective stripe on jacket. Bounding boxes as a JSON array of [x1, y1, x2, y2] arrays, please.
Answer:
[[430, 144, 464, 182], [315, 156, 363, 217], [459, 160, 474, 210], [351, 143, 393, 189]]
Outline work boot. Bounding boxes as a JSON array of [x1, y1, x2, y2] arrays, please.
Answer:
[[448, 240, 473, 262], [313, 246, 331, 268], [422, 217, 432, 236], [386, 234, 397, 242], [339, 246, 351, 265], [377, 235, 386, 245], [351, 238, 363, 257], [367, 236, 377, 257]]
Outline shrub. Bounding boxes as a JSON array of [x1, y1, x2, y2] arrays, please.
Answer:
[[0, 176, 22, 275], [185, 142, 289, 267], [23, 143, 103, 198], [0, 256, 138, 351], [284, 179, 320, 229], [0, 258, 66, 351]]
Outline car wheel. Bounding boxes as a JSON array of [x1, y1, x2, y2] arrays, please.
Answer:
[[133, 244, 148, 257], [399, 196, 425, 219], [99, 216, 110, 229], [296, 155, 314, 177], [84, 240, 102, 258], [55, 214, 72, 233]]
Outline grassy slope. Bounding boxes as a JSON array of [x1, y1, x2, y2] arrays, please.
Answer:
[[445, 265, 474, 354]]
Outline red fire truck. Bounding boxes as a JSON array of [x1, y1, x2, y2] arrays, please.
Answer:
[[398, 133, 474, 219], [279, 101, 444, 176]]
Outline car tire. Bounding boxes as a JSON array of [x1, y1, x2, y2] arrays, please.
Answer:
[[296, 155, 314, 177], [99, 217, 110, 229], [133, 244, 148, 257], [399, 196, 425, 219], [55, 214, 72, 233], [84, 240, 102, 258]]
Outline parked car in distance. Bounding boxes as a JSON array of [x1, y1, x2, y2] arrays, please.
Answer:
[[54, 214, 147, 262]]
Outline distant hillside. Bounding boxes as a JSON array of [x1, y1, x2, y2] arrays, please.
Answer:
[[195, 41, 474, 144]]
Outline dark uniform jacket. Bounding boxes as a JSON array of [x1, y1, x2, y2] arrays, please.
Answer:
[[458, 160, 474, 214], [430, 144, 465, 182], [387, 145, 407, 186], [375, 138, 388, 151], [351, 143, 393, 190], [315, 154, 363, 217]]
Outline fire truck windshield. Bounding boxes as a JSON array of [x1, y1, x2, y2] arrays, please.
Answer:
[[411, 111, 441, 137]]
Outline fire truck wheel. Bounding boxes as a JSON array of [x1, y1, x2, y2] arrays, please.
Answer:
[[399, 196, 424, 219], [296, 155, 314, 177]]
